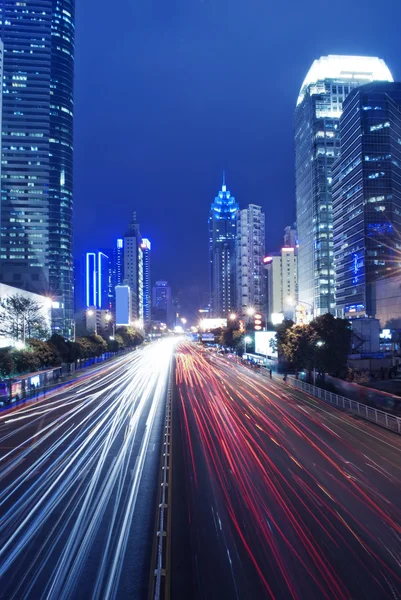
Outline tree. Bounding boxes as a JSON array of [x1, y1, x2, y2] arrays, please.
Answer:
[[0, 294, 50, 342], [116, 327, 143, 348], [309, 314, 351, 378], [27, 339, 61, 368], [48, 333, 80, 364], [12, 350, 41, 374], [0, 349, 15, 377], [280, 324, 314, 372]]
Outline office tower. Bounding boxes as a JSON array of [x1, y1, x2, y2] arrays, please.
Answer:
[[0, 1, 75, 337], [295, 56, 393, 318], [333, 81, 401, 319], [209, 174, 239, 317], [85, 251, 110, 309], [108, 238, 124, 315], [236, 204, 265, 316], [152, 281, 173, 327], [284, 223, 297, 248], [141, 238, 151, 327], [264, 248, 297, 322], [124, 212, 143, 324]]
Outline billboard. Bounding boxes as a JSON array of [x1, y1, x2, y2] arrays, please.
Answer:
[[255, 331, 278, 358], [115, 285, 130, 326], [199, 318, 227, 330]]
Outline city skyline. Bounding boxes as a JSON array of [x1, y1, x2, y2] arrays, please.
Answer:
[[73, 0, 401, 312]]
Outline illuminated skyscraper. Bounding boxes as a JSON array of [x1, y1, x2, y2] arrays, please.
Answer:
[[124, 212, 143, 324], [295, 56, 393, 318], [333, 82, 401, 319], [236, 205, 265, 316], [209, 174, 239, 316], [141, 238, 151, 326], [85, 251, 110, 310], [0, 1, 75, 336]]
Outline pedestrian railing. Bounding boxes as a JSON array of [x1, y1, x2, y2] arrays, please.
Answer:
[[289, 377, 401, 435]]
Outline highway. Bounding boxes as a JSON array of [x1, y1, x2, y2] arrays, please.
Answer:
[[0, 339, 175, 600], [172, 343, 401, 600]]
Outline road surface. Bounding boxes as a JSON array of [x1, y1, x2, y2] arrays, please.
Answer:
[[0, 339, 175, 600], [172, 344, 401, 600]]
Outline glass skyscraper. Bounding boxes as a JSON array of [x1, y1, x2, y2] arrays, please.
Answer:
[[295, 56, 393, 318], [0, 1, 75, 336], [209, 175, 239, 317], [333, 82, 401, 319]]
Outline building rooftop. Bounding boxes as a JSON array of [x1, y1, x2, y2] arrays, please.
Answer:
[[297, 55, 393, 106]]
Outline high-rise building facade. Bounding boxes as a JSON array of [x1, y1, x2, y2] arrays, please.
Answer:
[[141, 238, 151, 327], [124, 212, 143, 324], [152, 280, 173, 327], [209, 175, 239, 317], [0, 1, 75, 336], [109, 238, 124, 315], [264, 248, 297, 322], [284, 223, 297, 248], [333, 82, 401, 319], [295, 56, 393, 318], [236, 204, 265, 315], [84, 251, 110, 310]]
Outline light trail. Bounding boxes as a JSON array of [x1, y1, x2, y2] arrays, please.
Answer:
[[0, 339, 176, 600], [175, 343, 401, 599]]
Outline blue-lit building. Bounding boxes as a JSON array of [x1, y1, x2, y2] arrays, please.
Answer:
[[141, 238, 151, 326], [0, 1, 75, 337], [332, 82, 401, 319], [209, 174, 239, 316], [85, 251, 110, 310], [295, 56, 393, 318]]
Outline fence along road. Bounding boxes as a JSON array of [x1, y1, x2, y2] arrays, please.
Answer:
[[289, 377, 401, 435]]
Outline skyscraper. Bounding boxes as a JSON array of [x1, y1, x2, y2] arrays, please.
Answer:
[[84, 251, 110, 310], [236, 204, 265, 315], [295, 56, 393, 318], [152, 280, 173, 327], [141, 238, 151, 327], [264, 248, 298, 322], [209, 174, 239, 317], [283, 223, 297, 248], [0, 1, 75, 336], [333, 82, 401, 319], [109, 238, 124, 315], [124, 212, 143, 324]]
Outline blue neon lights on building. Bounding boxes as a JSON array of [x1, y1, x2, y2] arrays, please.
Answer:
[[85, 251, 110, 309]]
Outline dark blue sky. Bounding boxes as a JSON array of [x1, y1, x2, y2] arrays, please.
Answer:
[[74, 0, 401, 311]]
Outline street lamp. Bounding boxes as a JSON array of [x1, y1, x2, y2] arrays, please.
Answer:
[[229, 313, 237, 321], [246, 307, 255, 317], [313, 340, 325, 384], [181, 317, 187, 326], [86, 308, 97, 335]]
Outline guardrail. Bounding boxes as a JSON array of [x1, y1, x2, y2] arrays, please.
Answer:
[[149, 363, 173, 600], [289, 377, 401, 435]]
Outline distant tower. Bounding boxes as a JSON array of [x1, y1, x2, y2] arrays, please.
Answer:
[[295, 55, 393, 318], [124, 212, 144, 324], [209, 173, 239, 316], [141, 238, 151, 327], [236, 205, 265, 316]]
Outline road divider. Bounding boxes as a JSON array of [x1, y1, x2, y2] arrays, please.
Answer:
[[148, 359, 173, 600]]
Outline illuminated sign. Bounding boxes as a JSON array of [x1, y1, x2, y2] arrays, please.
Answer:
[[255, 331, 278, 358], [263, 256, 273, 264], [141, 238, 151, 250], [199, 318, 227, 330]]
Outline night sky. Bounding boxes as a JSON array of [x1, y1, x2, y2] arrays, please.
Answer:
[[74, 0, 401, 316]]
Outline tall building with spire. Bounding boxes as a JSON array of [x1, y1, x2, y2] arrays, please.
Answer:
[[295, 55, 393, 319], [209, 173, 239, 317], [0, 1, 75, 337]]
